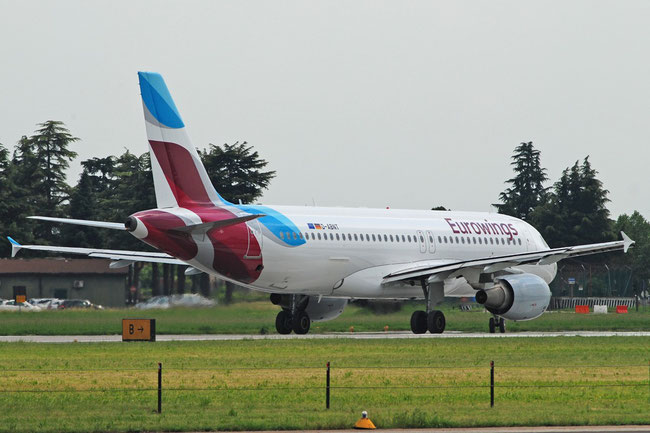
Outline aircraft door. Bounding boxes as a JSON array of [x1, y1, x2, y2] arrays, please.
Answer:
[[416, 230, 426, 253], [244, 219, 263, 259], [426, 230, 436, 253]]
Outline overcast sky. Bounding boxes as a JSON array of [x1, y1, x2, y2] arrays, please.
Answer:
[[1, 0, 649, 218]]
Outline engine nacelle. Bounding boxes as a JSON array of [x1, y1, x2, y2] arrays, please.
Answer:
[[475, 273, 551, 321], [270, 294, 347, 322]]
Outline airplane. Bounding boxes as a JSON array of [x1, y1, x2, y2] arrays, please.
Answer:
[[8, 72, 634, 335]]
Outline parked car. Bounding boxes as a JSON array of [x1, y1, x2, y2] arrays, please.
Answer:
[[0, 300, 42, 311], [135, 294, 216, 310], [58, 299, 103, 310], [29, 298, 63, 309]]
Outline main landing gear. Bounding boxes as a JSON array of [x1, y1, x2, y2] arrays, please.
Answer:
[[410, 280, 446, 334], [489, 315, 506, 334], [273, 294, 311, 335]]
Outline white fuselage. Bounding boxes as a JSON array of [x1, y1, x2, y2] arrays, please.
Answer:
[[179, 206, 557, 300]]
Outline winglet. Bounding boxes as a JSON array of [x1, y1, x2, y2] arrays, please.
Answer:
[[7, 237, 22, 258], [621, 231, 634, 253]]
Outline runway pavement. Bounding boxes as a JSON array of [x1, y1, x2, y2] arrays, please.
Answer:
[[214, 427, 650, 433], [1, 330, 649, 343]]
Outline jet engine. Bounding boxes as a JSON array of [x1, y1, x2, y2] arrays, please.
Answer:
[[270, 294, 347, 322], [475, 273, 551, 321]]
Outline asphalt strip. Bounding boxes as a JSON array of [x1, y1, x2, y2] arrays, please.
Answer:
[[209, 425, 650, 433], [1, 331, 650, 343]]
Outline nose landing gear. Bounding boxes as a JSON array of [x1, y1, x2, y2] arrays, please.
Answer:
[[489, 315, 506, 333]]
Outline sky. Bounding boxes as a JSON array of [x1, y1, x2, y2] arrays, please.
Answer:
[[1, 0, 649, 218]]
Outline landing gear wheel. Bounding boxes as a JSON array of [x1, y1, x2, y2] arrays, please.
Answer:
[[488, 317, 496, 334], [292, 311, 311, 335], [410, 310, 428, 334], [275, 310, 292, 335], [427, 310, 446, 334], [498, 317, 506, 333]]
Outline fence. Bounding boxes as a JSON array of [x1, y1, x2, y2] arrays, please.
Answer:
[[0, 361, 648, 414], [550, 296, 637, 310]]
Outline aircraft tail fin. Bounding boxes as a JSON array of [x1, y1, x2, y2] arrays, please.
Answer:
[[138, 72, 229, 208]]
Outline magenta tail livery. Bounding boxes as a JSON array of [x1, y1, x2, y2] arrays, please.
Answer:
[[12, 73, 635, 335]]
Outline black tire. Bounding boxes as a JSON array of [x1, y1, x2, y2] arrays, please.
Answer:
[[292, 311, 311, 335], [488, 317, 496, 334], [410, 310, 428, 334], [427, 310, 446, 334], [498, 317, 506, 334], [275, 310, 292, 334]]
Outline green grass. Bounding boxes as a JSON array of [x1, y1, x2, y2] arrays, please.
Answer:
[[0, 337, 648, 432], [0, 301, 648, 335]]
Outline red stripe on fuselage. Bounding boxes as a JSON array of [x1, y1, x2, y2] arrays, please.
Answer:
[[149, 140, 212, 207], [192, 207, 262, 284], [135, 210, 198, 260]]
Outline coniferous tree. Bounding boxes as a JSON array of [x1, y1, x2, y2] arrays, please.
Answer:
[[495, 142, 548, 220], [199, 141, 276, 204], [530, 157, 613, 248]]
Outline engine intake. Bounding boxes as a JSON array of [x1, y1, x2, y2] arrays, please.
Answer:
[[476, 273, 551, 321]]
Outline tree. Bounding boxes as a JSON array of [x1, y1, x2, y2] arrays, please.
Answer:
[[199, 142, 276, 204], [29, 121, 79, 215], [530, 157, 613, 248], [495, 142, 548, 220]]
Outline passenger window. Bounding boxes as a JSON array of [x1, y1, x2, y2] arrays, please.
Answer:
[[384, 234, 388, 242], [501, 238, 505, 245], [330, 233, 334, 240], [317, 233, 321, 240], [518, 238, 522, 245], [280, 232, 284, 240], [366, 234, 370, 241], [429, 235, 434, 243], [396, 235, 400, 243], [478, 237, 482, 244], [293, 232, 297, 240], [461, 237, 465, 244], [378, 234, 382, 242], [402, 235, 406, 242], [449, 236, 453, 244], [438, 236, 442, 243], [354, 234, 358, 241], [300, 233, 304, 239], [443, 236, 447, 243], [455, 236, 459, 243], [419, 235, 424, 243], [473, 237, 476, 244], [335, 233, 340, 241], [407, 235, 412, 242], [390, 235, 394, 242]]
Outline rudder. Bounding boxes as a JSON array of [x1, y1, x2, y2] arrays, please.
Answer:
[[138, 72, 229, 208]]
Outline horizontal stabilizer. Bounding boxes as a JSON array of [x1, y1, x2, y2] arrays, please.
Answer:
[[28, 216, 126, 230], [170, 214, 264, 235], [7, 239, 184, 265]]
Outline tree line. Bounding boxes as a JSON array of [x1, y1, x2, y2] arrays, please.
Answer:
[[0, 121, 275, 301], [1, 123, 646, 298], [494, 142, 649, 293]]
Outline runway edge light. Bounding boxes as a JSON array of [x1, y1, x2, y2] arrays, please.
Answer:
[[354, 411, 376, 430]]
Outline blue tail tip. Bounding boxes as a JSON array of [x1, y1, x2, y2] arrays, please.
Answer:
[[7, 236, 20, 246]]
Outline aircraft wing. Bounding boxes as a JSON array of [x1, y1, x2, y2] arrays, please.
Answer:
[[7, 237, 184, 266], [382, 232, 634, 285]]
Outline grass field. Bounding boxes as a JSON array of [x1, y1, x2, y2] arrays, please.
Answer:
[[0, 337, 648, 432], [0, 301, 648, 335]]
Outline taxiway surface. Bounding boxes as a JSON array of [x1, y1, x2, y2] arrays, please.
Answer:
[[1, 330, 649, 343]]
